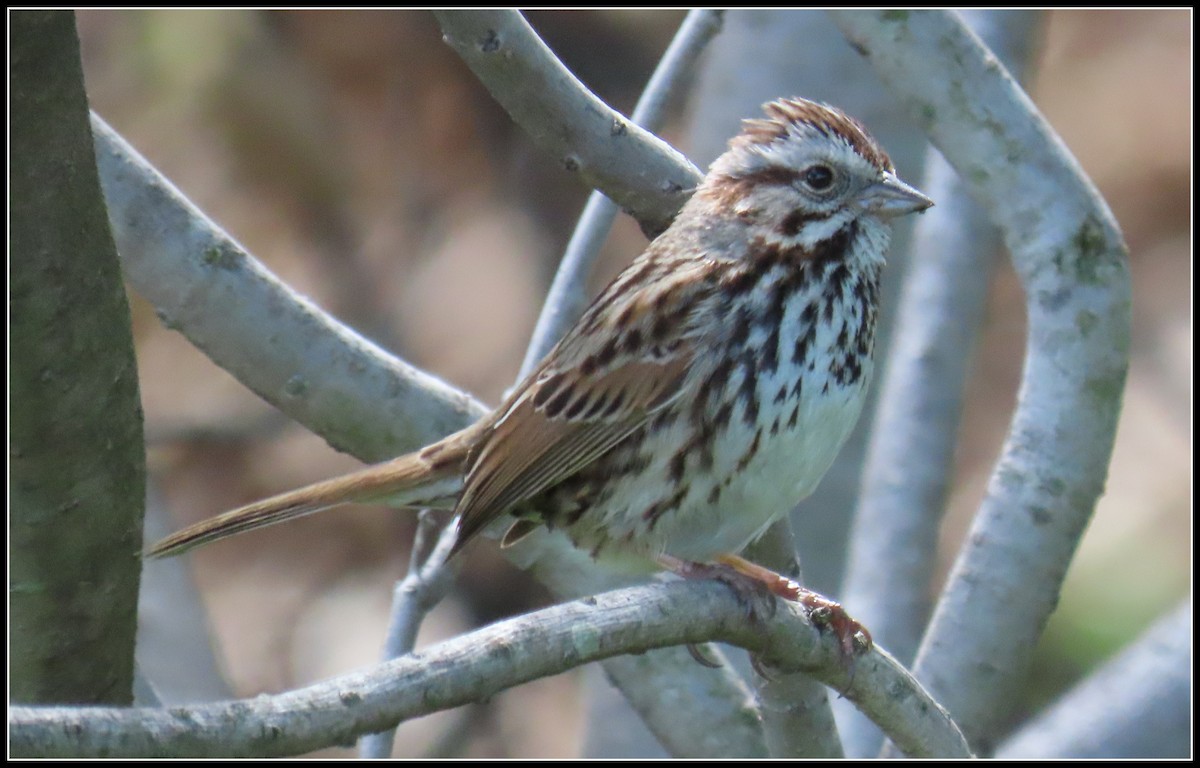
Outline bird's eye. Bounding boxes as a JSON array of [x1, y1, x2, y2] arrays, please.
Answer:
[[803, 165, 835, 191]]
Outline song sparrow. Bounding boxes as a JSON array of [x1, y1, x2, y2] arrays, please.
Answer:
[[148, 97, 931, 655]]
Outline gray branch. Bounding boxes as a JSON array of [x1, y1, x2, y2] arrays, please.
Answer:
[[996, 600, 1192, 759], [830, 9, 1131, 751], [357, 512, 460, 758], [835, 9, 1041, 756], [755, 665, 845, 758], [91, 114, 487, 464], [432, 10, 702, 237], [843, 8, 1039, 664], [10, 581, 970, 759]]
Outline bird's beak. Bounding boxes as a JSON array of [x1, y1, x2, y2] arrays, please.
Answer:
[[861, 172, 934, 218]]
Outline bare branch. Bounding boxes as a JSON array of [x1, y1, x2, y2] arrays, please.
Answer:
[[432, 10, 702, 237], [357, 513, 460, 758], [829, 9, 1131, 750], [836, 9, 1042, 757], [503, 528, 774, 757], [10, 581, 970, 759], [997, 600, 1192, 759], [755, 666, 845, 758], [91, 114, 487, 464]]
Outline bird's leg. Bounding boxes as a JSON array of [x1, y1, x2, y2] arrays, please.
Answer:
[[658, 553, 872, 658], [656, 553, 776, 621], [716, 554, 872, 657], [655, 553, 763, 668]]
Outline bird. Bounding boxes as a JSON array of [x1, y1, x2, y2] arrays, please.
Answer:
[[147, 96, 932, 655]]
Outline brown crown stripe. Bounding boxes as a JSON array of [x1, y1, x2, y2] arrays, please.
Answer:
[[734, 97, 893, 172]]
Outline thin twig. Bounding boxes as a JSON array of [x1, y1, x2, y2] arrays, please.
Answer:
[[357, 512, 459, 758]]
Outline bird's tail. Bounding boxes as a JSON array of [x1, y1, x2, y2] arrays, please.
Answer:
[[143, 426, 476, 559]]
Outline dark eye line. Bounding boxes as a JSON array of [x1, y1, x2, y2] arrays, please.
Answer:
[[727, 163, 841, 195], [734, 166, 804, 189]]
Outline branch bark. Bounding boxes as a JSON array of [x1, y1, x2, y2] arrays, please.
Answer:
[[91, 114, 487, 463], [599, 649, 766, 758], [843, 8, 1041, 665], [432, 10, 702, 237], [10, 582, 971, 759]]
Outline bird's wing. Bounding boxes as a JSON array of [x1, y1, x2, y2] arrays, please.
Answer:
[[452, 256, 716, 551]]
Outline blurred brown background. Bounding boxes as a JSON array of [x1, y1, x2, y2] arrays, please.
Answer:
[[76, 9, 1190, 757]]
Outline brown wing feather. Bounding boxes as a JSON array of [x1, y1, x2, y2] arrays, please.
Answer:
[[448, 247, 721, 554], [451, 350, 692, 552]]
